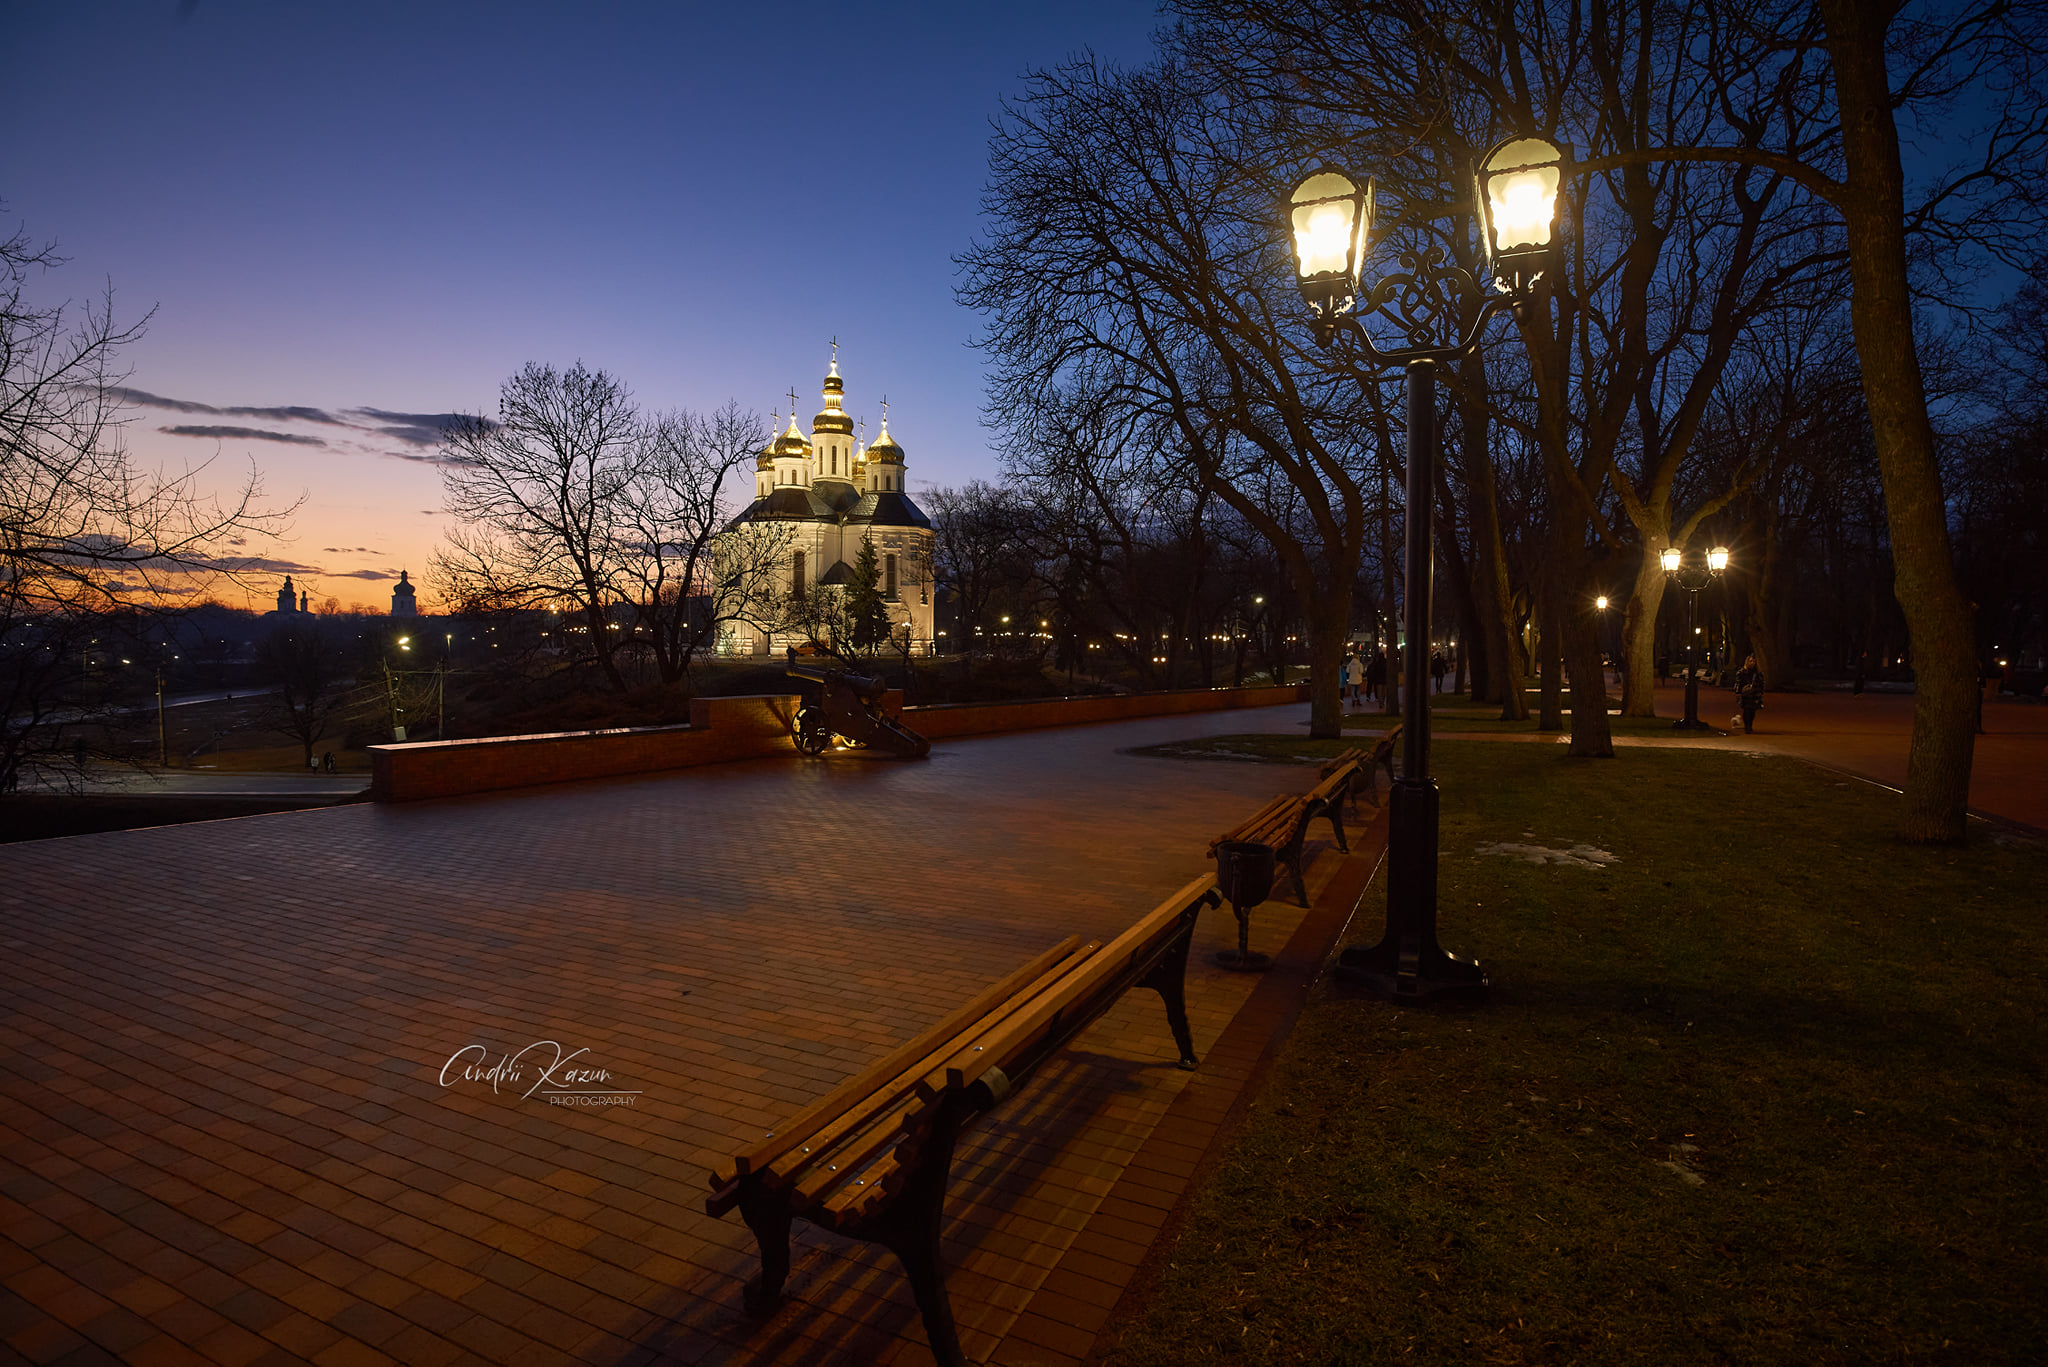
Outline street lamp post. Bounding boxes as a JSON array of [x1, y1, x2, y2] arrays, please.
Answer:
[[1288, 136, 1569, 1004], [1660, 545, 1728, 730]]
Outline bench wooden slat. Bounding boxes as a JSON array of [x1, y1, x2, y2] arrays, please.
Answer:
[[716, 934, 1087, 1185], [1318, 747, 1365, 778], [790, 1100, 921, 1210], [819, 1148, 906, 1225], [755, 940, 1100, 1194], [1308, 765, 1355, 803], [911, 942, 1112, 1101], [936, 875, 1216, 1093], [1208, 793, 1298, 853]]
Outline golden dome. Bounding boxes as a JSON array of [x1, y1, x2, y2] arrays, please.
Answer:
[[814, 354, 853, 436], [773, 412, 812, 459]]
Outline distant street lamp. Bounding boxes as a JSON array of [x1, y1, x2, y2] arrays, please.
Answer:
[[1660, 545, 1729, 730], [1287, 135, 1569, 1004]]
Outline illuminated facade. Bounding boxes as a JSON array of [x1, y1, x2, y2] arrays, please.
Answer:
[[719, 355, 936, 656]]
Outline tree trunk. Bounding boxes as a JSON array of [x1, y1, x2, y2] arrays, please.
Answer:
[[1621, 552, 1668, 717], [1822, 0, 1977, 842], [1457, 352, 1526, 718], [1537, 585, 1564, 732], [1304, 583, 1353, 739], [1563, 585, 1616, 757], [1746, 500, 1794, 688]]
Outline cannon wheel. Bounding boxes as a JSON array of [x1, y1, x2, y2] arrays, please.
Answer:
[[793, 707, 832, 756]]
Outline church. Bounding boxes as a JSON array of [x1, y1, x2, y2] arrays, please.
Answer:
[[718, 353, 936, 657]]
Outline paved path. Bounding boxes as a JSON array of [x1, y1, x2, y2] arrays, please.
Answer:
[[1, 703, 1371, 1367], [46, 768, 369, 798], [3, 687, 2030, 1367]]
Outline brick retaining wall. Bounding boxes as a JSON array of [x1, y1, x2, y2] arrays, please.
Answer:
[[370, 683, 1309, 802]]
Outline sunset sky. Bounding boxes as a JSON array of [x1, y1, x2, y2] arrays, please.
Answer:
[[4, 1, 1161, 611]]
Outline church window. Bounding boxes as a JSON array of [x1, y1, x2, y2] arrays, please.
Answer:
[[792, 550, 806, 598], [885, 554, 897, 600]]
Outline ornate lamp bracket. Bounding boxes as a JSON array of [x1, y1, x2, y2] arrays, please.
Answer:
[[1317, 244, 1520, 365]]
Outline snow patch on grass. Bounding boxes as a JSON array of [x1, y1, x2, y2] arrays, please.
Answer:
[[1474, 841, 1621, 868]]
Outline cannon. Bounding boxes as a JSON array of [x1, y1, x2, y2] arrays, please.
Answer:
[[785, 654, 931, 758]]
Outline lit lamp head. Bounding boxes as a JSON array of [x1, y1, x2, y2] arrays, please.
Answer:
[[1289, 166, 1372, 343], [1708, 546, 1730, 574], [1660, 547, 1682, 574], [1475, 135, 1567, 299]]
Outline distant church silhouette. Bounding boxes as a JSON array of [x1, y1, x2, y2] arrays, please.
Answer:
[[390, 571, 417, 618]]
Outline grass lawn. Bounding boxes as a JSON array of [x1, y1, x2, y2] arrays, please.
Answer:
[[1098, 740, 2047, 1366]]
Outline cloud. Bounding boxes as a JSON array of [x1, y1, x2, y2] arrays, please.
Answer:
[[113, 388, 343, 425], [384, 447, 470, 466], [116, 386, 480, 465], [321, 546, 374, 554], [160, 425, 328, 446], [351, 407, 474, 447], [330, 569, 396, 581]]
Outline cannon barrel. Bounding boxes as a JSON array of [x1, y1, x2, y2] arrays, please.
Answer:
[[786, 659, 886, 702]]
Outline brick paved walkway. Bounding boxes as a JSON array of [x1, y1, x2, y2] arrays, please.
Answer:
[[1, 703, 1375, 1367]]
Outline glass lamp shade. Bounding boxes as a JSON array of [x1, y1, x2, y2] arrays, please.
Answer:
[[1289, 167, 1372, 315], [1708, 546, 1730, 573], [1660, 547, 1682, 574], [1476, 135, 1567, 291]]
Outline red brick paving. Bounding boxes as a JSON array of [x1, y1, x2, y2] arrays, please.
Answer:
[[3, 703, 1367, 1366]]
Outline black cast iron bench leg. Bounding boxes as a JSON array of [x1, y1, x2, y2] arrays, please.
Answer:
[[737, 1182, 793, 1316]]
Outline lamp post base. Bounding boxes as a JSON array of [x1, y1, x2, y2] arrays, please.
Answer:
[[1334, 943, 1489, 1003], [1213, 949, 1273, 973], [1333, 779, 1489, 1004]]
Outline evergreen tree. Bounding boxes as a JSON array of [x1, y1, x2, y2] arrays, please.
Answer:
[[847, 538, 891, 656]]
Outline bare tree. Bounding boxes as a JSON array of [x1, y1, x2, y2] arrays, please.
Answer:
[[1, 213, 285, 792], [255, 619, 350, 768], [622, 402, 791, 682], [962, 56, 1389, 738], [431, 364, 782, 692], [432, 362, 640, 690]]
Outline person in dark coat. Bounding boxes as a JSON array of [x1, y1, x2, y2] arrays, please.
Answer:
[[1365, 650, 1386, 701], [1735, 654, 1765, 733], [1430, 650, 1447, 692]]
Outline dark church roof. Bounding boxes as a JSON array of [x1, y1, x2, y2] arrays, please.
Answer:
[[817, 559, 857, 587], [725, 486, 837, 529], [810, 478, 863, 516], [849, 490, 933, 529]]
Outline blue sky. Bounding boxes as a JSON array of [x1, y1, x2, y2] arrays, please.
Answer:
[[3, 0, 1163, 607]]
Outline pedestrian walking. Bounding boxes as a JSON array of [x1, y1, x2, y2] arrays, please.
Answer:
[[1345, 652, 1364, 709], [1735, 654, 1765, 733], [1366, 651, 1385, 701], [1430, 650, 1447, 693]]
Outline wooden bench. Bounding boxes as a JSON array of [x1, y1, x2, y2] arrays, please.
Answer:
[[704, 876, 1222, 1367], [1307, 753, 1364, 850], [1327, 725, 1401, 807], [1206, 793, 1314, 909]]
